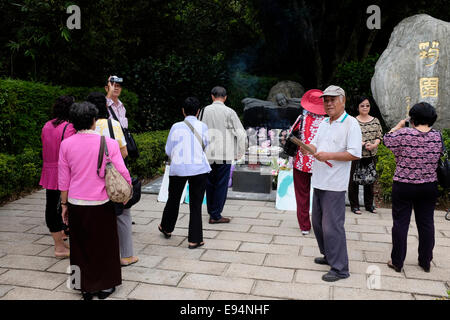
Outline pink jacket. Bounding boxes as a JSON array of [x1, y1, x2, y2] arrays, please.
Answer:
[[58, 132, 131, 201], [39, 120, 76, 190]]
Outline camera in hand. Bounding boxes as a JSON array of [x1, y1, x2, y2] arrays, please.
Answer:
[[109, 76, 123, 83]]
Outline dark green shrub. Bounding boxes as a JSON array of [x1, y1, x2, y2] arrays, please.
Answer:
[[127, 130, 169, 179], [0, 147, 41, 201], [124, 53, 227, 131], [376, 144, 396, 201], [0, 78, 139, 154]]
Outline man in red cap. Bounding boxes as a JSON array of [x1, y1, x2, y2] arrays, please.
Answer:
[[288, 89, 327, 235]]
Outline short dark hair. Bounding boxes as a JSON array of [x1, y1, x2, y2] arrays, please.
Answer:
[[69, 102, 99, 131], [354, 96, 371, 113], [86, 92, 108, 119], [51, 95, 75, 127], [211, 86, 227, 98], [409, 102, 437, 127], [183, 97, 200, 116]]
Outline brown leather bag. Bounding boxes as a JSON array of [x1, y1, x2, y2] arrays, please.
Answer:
[[97, 135, 132, 203]]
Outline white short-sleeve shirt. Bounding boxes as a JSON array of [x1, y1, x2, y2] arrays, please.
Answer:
[[310, 112, 362, 191]]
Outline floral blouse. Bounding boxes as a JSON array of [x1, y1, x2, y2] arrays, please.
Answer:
[[289, 110, 325, 173], [384, 128, 442, 184]]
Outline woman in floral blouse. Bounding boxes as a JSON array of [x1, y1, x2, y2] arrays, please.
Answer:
[[384, 102, 442, 273], [289, 89, 326, 235], [348, 96, 382, 214]]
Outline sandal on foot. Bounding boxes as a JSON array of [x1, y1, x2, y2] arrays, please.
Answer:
[[121, 256, 139, 267], [387, 260, 402, 273], [351, 207, 362, 215], [366, 206, 377, 213], [158, 225, 171, 239], [188, 242, 204, 249]]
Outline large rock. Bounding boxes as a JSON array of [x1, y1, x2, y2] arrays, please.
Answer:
[[371, 14, 450, 130], [267, 80, 305, 103]]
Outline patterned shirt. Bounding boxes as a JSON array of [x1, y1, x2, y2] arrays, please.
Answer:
[[384, 128, 442, 184], [289, 110, 325, 173], [357, 117, 382, 158], [107, 98, 128, 129]]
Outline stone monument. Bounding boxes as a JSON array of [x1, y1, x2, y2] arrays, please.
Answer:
[[242, 93, 303, 129], [371, 14, 449, 129], [267, 80, 305, 104]]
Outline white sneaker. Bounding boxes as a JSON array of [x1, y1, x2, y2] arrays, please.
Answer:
[[301, 230, 310, 235]]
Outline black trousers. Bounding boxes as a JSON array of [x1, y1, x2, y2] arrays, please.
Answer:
[[45, 189, 66, 233], [391, 181, 438, 269], [161, 173, 208, 243], [348, 157, 376, 210]]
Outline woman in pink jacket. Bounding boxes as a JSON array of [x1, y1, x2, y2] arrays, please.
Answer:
[[59, 102, 131, 300], [39, 96, 76, 259]]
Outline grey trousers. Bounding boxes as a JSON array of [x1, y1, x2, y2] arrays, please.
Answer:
[[117, 208, 134, 258], [312, 188, 350, 277]]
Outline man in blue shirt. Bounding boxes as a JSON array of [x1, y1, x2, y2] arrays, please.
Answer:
[[158, 97, 211, 249]]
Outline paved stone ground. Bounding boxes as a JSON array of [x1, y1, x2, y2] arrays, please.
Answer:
[[0, 189, 449, 300]]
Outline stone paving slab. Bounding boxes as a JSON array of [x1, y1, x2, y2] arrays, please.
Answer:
[[208, 292, 278, 300], [0, 254, 59, 271], [130, 283, 211, 300], [157, 257, 228, 276], [0, 269, 67, 290], [225, 263, 295, 282], [0, 232, 42, 243], [201, 250, 266, 266], [0, 242, 49, 256], [252, 280, 330, 300], [333, 287, 414, 300], [121, 266, 185, 286], [179, 274, 254, 294], [0, 190, 449, 300], [0, 284, 14, 298], [216, 231, 273, 244], [1, 287, 81, 300]]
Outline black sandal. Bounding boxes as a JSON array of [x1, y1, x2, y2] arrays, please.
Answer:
[[188, 242, 204, 249], [387, 260, 402, 273], [158, 225, 171, 239], [351, 207, 362, 215], [366, 206, 377, 213]]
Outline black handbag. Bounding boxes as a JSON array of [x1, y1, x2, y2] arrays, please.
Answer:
[[282, 115, 303, 157], [105, 119, 141, 215], [437, 131, 450, 189], [353, 158, 377, 185], [108, 106, 139, 158]]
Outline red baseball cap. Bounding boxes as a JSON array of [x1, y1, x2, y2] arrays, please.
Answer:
[[301, 89, 326, 115]]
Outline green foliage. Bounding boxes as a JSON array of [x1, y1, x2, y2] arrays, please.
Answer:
[[126, 130, 169, 179], [124, 54, 227, 131], [0, 78, 138, 154], [0, 78, 140, 202], [335, 54, 379, 98], [0, 147, 41, 201], [376, 144, 396, 201]]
